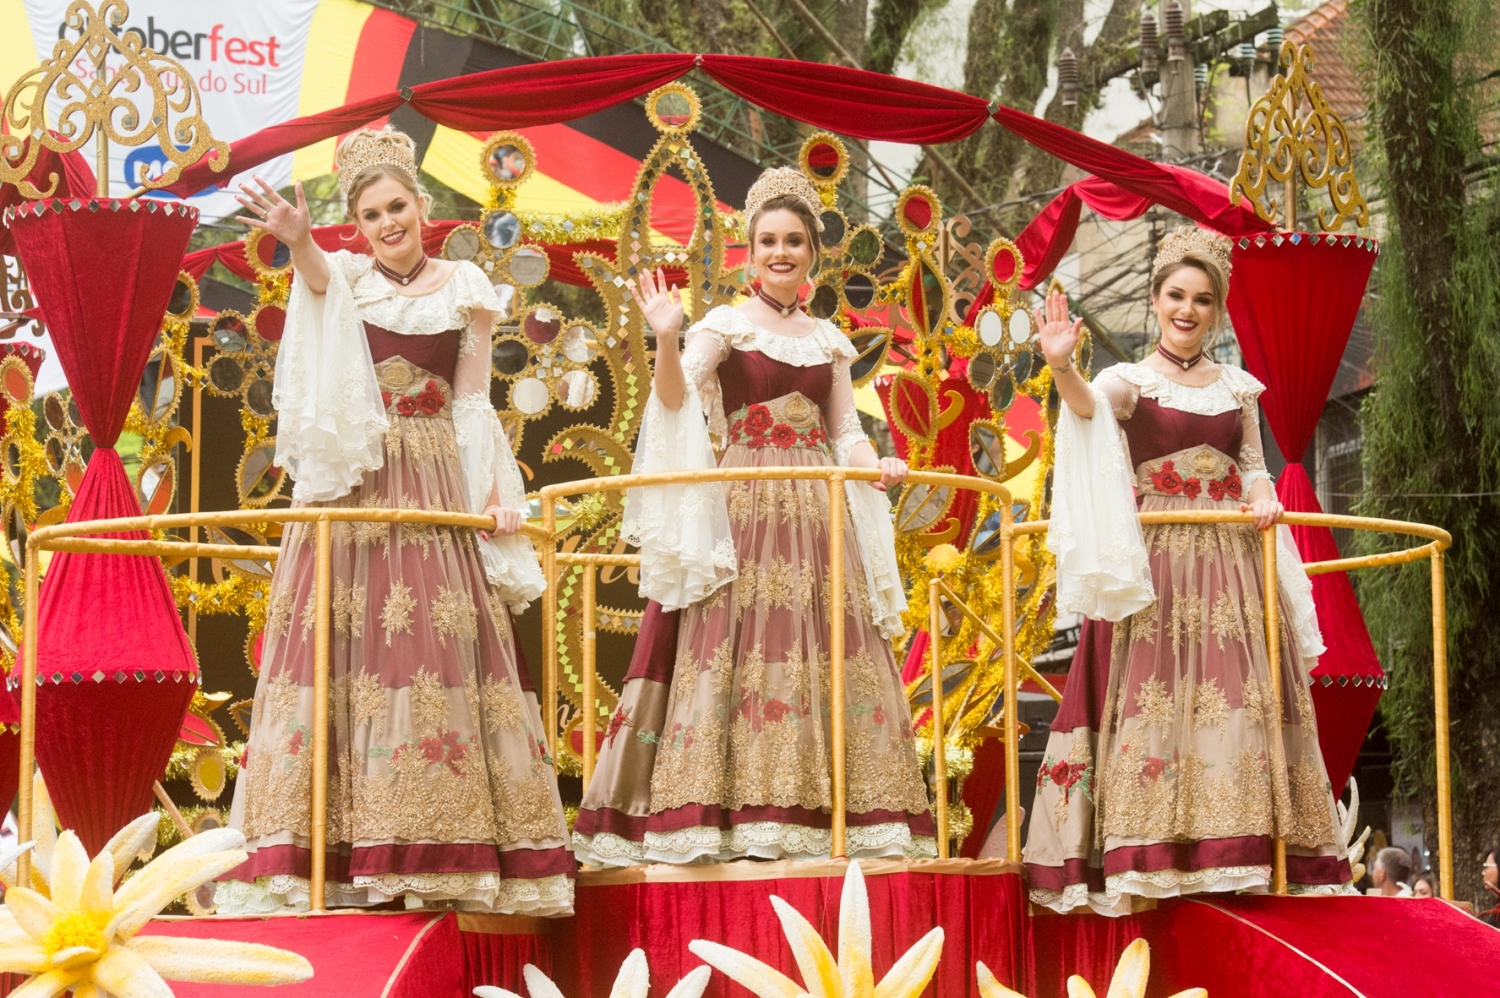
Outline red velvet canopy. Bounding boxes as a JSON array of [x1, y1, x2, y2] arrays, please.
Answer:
[[1227, 233, 1382, 797], [6, 198, 200, 854]]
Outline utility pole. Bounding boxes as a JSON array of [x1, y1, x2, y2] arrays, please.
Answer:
[[1159, 0, 1200, 161]]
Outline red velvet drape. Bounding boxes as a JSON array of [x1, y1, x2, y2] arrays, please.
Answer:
[[700, 55, 991, 143], [459, 930, 552, 995], [0, 141, 96, 256], [1227, 233, 1382, 797], [6, 199, 200, 854], [551, 871, 1028, 998], [160, 53, 1264, 211], [164, 54, 697, 196]]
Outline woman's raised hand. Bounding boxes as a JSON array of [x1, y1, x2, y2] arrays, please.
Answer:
[[1034, 291, 1084, 371], [236, 175, 312, 248], [625, 268, 685, 344]]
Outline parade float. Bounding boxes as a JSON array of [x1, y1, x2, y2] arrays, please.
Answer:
[[0, 2, 1487, 996]]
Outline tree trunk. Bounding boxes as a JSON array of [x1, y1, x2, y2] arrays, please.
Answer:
[[1352, 0, 1500, 907]]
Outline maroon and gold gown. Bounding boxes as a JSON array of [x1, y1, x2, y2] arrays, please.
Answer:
[[218, 251, 572, 914], [572, 305, 934, 865], [1024, 362, 1350, 915]]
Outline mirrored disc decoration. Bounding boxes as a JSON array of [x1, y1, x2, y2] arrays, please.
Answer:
[[507, 247, 549, 288], [443, 226, 481, 262], [238, 442, 286, 508], [483, 210, 522, 250]]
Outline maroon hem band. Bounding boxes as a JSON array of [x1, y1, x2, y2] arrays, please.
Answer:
[[224, 842, 576, 883], [1027, 838, 1352, 893], [576, 802, 937, 844]]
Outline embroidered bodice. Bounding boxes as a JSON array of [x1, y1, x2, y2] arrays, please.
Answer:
[[680, 305, 862, 457], [718, 349, 834, 413], [331, 250, 498, 357], [1093, 362, 1268, 484], [365, 325, 461, 385]]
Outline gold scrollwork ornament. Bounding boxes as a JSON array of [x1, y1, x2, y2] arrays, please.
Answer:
[[0, 0, 228, 197], [1230, 41, 1368, 232]]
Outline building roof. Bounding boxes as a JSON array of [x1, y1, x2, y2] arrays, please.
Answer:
[[1284, 0, 1366, 132]]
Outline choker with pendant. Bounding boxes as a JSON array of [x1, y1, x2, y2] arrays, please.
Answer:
[[1156, 343, 1205, 370], [756, 287, 803, 318], [376, 254, 429, 287]]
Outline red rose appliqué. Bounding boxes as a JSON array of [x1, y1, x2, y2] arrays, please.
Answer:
[[770, 424, 797, 449], [744, 404, 773, 435], [1150, 460, 1184, 495], [1182, 477, 1202, 500]]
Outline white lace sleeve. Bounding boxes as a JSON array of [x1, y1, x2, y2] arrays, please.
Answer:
[[1238, 402, 1273, 494], [620, 327, 737, 609], [825, 357, 906, 638], [272, 250, 388, 502], [451, 330, 545, 613], [450, 262, 502, 357], [1047, 380, 1154, 620], [1276, 524, 1325, 667]]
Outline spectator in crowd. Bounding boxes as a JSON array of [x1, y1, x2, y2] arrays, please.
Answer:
[[1411, 871, 1436, 898], [1370, 846, 1413, 897], [1481, 847, 1500, 926]]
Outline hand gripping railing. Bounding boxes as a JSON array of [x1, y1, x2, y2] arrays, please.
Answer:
[[536, 468, 1017, 861], [12, 507, 545, 910]]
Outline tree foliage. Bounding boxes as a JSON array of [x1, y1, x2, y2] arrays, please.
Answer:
[[1351, 0, 1500, 903]]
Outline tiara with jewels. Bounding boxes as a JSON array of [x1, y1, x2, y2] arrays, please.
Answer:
[[335, 127, 420, 199], [743, 167, 825, 232], [1153, 224, 1232, 277]]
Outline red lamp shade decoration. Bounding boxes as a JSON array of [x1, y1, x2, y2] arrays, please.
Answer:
[[6, 197, 200, 854], [1226, 232, 1381, 797]]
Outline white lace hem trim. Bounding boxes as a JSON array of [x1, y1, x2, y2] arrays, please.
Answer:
[[573, 822, 936, 868], [1028, 864, 1354, 917], [214, 871, 574, 916]]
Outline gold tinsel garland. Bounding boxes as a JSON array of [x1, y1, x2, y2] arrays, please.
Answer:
[[171, 573, 269, 633]]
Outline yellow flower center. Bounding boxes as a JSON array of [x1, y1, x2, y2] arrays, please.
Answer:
[[41, 909, 110, 960]]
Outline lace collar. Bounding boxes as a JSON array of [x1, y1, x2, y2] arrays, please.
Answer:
[[333, 252, 498, 341], [1101, 361, 1265, 417], [691, 305, 856, 367]]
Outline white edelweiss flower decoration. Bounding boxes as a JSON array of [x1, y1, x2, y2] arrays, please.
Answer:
[[0, 778, 313, 998], [1, 773, 157, 902], [688, 861, 945, 998], [475, 947, 712, 998], [976, 938, 1207, 998]]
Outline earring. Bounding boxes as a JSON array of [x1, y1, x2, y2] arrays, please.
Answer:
[[743, 262, 757, 284]]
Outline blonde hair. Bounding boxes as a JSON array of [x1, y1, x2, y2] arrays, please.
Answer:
[[1150, 251, 1229, 342], [335, 126, 432, 221]]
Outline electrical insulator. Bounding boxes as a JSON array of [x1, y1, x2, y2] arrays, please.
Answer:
[[1195, 63, 1208, 88], [1238, 40, 1255, 61], [1267, 23, 1284, 52], [1060, 47, 1079, 107], [1140, 11, 1159, 75], [1165, 0, 1186, 62]]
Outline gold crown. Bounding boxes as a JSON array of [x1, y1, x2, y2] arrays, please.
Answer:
[[744, 167, 824, 232], [1153, 224, 1232, 277], [335, 126, 420, 199]]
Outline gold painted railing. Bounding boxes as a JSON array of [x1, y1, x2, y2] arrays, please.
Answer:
[[9, 487, 1454, 906]]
